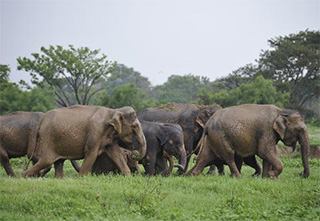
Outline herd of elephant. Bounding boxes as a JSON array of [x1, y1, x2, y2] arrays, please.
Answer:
[[0, 103, 311, 179]]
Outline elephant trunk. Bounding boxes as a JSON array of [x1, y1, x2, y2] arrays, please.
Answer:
[[131, 134, 147, 161], [175, 144, 187, 174], [298, 129, 310, 178]]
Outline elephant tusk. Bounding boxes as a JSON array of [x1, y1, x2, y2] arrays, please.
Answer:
[[174, 163, 185, 172]]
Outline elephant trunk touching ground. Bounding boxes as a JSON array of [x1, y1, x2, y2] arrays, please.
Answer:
[[299, 129, 310, 178], [174, 144, 187, 172]]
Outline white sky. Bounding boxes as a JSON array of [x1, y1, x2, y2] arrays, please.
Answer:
[[1, 0, 319, 86]]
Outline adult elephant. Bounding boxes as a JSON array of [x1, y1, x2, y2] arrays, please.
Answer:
[[21, 105, 146, 177], [138, 103, 221, 172], [187, 104, 310, 178], [0, 112, 44, 176], [140, 120, 186, 176]]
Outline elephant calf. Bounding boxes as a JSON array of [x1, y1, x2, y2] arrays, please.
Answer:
[[91, 120, 187, 176], [187, 104, 310, 178], [92, 145, 140, 175], [140, 120, 187, 176]]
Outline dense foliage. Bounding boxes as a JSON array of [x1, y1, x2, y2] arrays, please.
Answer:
[[0, 65, 55, 114], [1, 30, 319, 120], [17, 45, 116, 107]]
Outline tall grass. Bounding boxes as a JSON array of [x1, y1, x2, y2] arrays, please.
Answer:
[[1, 125, 319, 220]]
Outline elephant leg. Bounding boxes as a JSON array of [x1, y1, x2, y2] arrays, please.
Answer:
[[105, 145, 131, 176], [21, 158, 54, 177], [235, 155, 244, 173], [225, 159, 241, 178], [156, 154, 170, 176], [244, 156, 261, 177], [143, 154, 157, 176], [187, 144, 215, 176], [79, 148, 99, 176], [54, 159, 65, 178], [258, 145, 283, 178], [207, 164, 216, 175], [0, 147, 15, 176], [217, 163, 225, 175]]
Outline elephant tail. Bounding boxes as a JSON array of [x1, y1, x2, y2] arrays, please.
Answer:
[[25, 116, 43, 170]]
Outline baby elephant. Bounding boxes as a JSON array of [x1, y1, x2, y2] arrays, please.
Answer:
[[91, 120, 187, 176], [91, 144, 140, 175], [140, 120, 187, 176]]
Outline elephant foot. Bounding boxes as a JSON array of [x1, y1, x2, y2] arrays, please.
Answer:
[[299, 170, 310, 178]]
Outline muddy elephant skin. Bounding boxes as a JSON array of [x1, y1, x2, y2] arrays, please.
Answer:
[[188, 104, 310, 178], [21, 105, 146, 177], [0, 112, 44, 176], [91, 120, 187, 176]]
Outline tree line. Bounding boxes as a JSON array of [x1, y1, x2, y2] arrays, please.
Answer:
[[1, 30, 319, 122]]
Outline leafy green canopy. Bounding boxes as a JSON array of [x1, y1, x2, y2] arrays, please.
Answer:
[[259, 30, 320, 110], [17, 45, 116, 107], [0, 64, 55, 114]]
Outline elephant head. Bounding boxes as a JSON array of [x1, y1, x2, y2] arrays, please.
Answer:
[[110, 107, 147, 161], [158, 124, 187, 172], [273, 109, 310, 178]]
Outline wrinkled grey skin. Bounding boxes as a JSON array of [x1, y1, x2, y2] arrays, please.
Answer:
[[138, 103, 221, 172], [187, 104, 310, 178], [206, 155, 261, 176], [91, 145, 140, 175], [140, 120, 187, 176], [21, 105, 147, 177], [0, 112, 44, 176], [91, 120, 187, 176]]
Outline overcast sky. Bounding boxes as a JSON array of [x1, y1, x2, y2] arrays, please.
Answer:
[[1, 0, 319, 86]]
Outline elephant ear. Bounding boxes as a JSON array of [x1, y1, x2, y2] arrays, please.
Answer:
[[273, 114, 288, 140], [157, 126, 169, 146], [110, 112, 124, 134], [195, 109, 211, 130]]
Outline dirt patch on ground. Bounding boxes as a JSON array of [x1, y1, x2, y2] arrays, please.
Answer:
[[276, 145, 320, 159]]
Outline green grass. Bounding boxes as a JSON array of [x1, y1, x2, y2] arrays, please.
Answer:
[[1, 125, 319, 220], [1, 157, 319, 220], [307, 124, 320, 146]]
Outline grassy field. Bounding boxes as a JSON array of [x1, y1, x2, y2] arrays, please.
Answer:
[[1, 125, 319, 220]]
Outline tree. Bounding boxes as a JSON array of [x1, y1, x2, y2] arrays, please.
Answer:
[[17, 45, 116, 107], [199, 76, 289, 108], [106, 64, 153, 95], [94, 84, 156, 111], [258, 30, 320, 110], [0, 64, 10, 83], [0, 64, 55, 114], [152, 74, 210, 103]]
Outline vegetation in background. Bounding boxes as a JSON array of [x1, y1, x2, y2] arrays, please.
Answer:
[[17, 45, 116, 107], [1, 30, 319, 122], [0, 65, 55, 114], [152, 74, 211, 103]]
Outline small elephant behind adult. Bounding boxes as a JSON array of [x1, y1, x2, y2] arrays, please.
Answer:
[[187, 104, 310, 179], [139, 120, 187, 176], [92, 145, 139, 175], [206, 155, 261, 176], [138, 103, 221, 172], [0, 112, 45, 176]]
